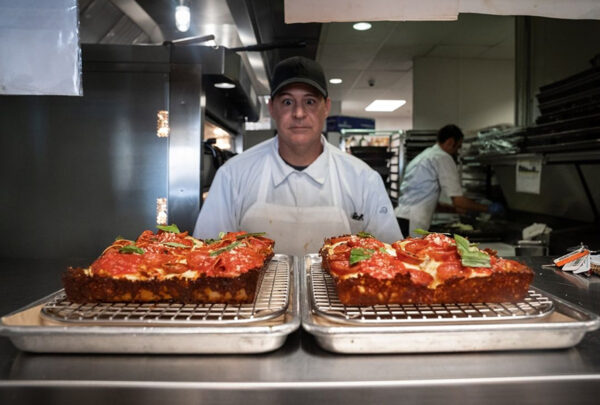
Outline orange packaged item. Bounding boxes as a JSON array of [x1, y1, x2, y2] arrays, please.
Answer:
[[553, 249, 590, 267]]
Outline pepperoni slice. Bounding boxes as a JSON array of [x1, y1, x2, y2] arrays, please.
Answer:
[[408, 269, 433, 287], [91, 251, 144, 276], [360, 253, 399, 278], [394, 249, 422, 265], [328, 260, 353, 275], [403, 239, 429, 255], [143, 252, 175, 268], [426, 248, 460, 262], [437, 261, 470, 282], [328, 244, 351, 261], [218, 246, 264, 276], [187, 249, 219, 274]]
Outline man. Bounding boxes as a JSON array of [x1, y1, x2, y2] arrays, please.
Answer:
[[193, 56, 402, 257], [395, 124, 503, 237]]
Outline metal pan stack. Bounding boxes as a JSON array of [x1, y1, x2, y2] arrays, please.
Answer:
[[526, 63, 600, 153], [404, 130, 437, 163]]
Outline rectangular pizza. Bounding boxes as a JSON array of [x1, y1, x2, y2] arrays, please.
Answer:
[[320, 232, 534, 305], [63, 226, 275, 304]]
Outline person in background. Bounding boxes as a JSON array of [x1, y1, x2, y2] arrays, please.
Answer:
[[395, 124, 504, 237], [193, 56, 402, 257]]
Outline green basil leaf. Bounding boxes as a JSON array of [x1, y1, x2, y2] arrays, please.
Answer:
[[379, 247, 388, 254], [210, 241, 243, 257], [218, 231, 226, 239], [157, 224, 181, 233], [357, 231, 375, 238], [119, 244, 145, 255], [161, 242, 190, 248], [349, 248, 375, 265], [114, 235, 126, 241], [454, 234, 490, 268], [414, 228, 432, 235], [236, 232, 266, 239]]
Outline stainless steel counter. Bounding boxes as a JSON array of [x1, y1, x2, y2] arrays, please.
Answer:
[[1, 257, 600, 404]]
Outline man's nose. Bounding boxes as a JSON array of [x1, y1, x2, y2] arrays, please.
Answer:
[[292, 103, 306, 118]]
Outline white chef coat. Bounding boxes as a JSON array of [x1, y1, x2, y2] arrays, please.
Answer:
[[394, 143, 463, 236], [193, 135, 402, 253], [238, 148, 352, 258]]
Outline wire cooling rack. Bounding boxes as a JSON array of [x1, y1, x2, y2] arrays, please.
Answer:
[[309, 259, 554, 325], [41, 258, 290, 326]]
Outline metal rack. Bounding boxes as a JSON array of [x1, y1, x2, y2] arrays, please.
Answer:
[[340, 129, 405, 205], [308, 258, 554, 325], [41, 258, 291, 326]]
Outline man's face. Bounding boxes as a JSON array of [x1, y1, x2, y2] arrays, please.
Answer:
[[268, 83, 331, 149], [448, 138, 463, 157]]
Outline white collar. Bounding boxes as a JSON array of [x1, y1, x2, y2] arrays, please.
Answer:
[[271, 135, 329, 187]]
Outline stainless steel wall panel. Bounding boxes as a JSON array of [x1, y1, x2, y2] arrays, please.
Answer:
[[0, 44, 253, 259], [0, 70, 168, 259], [167, 64, 203, 233], [494, 163, 595, 222]]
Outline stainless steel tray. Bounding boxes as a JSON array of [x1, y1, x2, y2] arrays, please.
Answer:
[[301, 254, 600, 353], [0, 254, 300, 354]]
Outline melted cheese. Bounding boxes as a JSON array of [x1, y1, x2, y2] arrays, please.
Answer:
[[163, 270, 198, 279], [420, 257, 444, 289]]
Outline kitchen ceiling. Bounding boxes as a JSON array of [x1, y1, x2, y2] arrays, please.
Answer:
[[318, 14, 514, 123], [78, 0, 514, 127]]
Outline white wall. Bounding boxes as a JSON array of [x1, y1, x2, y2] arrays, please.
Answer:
[[413, 57, 515, 133], [375, 116, 413, 131]]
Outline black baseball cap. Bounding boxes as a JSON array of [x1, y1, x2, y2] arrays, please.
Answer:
[[270, 56, 328, 98]]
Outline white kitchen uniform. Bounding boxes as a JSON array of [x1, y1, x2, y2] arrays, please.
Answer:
[[395, 144, 463, 236], [239, 152, 350, 258], [193, 135, 402, 256]]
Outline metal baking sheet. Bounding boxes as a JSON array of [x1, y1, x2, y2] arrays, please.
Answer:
[[301, 254, 600, 353], [40, 257, 290, 326], [0, 254, 299, 354]]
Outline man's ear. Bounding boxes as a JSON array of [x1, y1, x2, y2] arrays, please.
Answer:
[[268, 97, 274, 116], [441, 137, 454, 149], [324, 97, 332, 115]]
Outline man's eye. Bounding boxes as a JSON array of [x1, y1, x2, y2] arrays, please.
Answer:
[[282, 99, 293, 106], [306, 99, 317, 105]]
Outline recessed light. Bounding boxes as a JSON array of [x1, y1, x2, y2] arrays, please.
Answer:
[[329, 78, 343, 84], [214, 82, 236, 89], [353, 22, 372, 31], [365, 99, 406, 112]]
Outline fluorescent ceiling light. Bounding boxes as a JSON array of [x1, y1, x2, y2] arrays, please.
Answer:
[[175, 5, 191, 32], [353, 22, 372, 31], [329, 78, 343, 84], [214, 82, 236, 89], [365, 99, 406, 112]]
